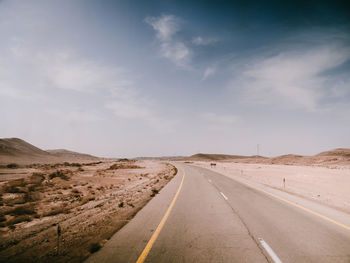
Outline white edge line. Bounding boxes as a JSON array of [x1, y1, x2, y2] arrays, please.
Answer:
[[258, 238, 282, 263], [220, 192, 228, 200]]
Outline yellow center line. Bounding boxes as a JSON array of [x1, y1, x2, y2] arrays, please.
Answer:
[[241, 178, 350, 232], [136, 168, 185, 263]]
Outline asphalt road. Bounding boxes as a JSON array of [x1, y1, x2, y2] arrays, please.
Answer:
[[86, 163, 350, 263]]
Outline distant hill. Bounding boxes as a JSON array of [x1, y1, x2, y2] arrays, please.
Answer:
[[315, 148, 350, 157], [46, 149, 98, 161], [0, 138, 100, 164], [0, 138, 48, 157], [189, 153, 252, 161], [185, 148, 350, 166]]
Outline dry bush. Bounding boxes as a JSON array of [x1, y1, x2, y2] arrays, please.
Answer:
[[10, 204, 36, 216], [80, 197, 90, 205], [7, 163, 19, 169], [0, 214, 6, 222], [2, 179, 27, 194], [71, 188, 80, 194], [43, 205, 70, 217], [24, 191, 41, 202], [29, 173, 45, 185], [108, 163, 142, 170], [49, 170, 71, 181], [89, 242, 101, 253], [7, 215, 32, 225]]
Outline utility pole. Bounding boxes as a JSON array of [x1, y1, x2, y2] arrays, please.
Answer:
[[257, 144, 260, 156]]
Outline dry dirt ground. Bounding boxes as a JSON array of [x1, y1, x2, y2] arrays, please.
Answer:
[[0, 160, 177, 263], [192, 161, 350, 214]]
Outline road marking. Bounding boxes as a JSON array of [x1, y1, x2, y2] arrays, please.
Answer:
[[258, 238, 282, 263], [242, 181, 350, 232], [136, 170, 185, 263], [220, 192, 228, 200]]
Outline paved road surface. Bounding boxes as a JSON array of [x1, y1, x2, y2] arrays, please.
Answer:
[[86, 163, 350, 263]]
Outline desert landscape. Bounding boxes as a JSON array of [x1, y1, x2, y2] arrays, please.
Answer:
[[0, 138, 177, 263], [185, 150, 350, 213], [1, 138, 350, 262]]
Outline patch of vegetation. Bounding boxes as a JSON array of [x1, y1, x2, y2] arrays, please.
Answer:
[[150, 189, 159, 197], [43, 205, 69, 217], [64, 162, 82, 167], [49, 170, 71, 181], [89, 242, 102, 253], [7, 215, 32, 225], [118, 202, 124, 208], [0, 214, 6, 222], [83, 161, 103, 166], [29, 173, 45, 185], [7, 163, 19, 169], [10, 204, 36, 216], [108, 163, 142, 170]]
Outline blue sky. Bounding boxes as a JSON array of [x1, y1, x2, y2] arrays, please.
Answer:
[[1, 0, 349, 157]]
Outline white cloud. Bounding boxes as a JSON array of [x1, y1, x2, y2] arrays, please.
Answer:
[[145, 15, 180, 42], [0, 40, 132, 94], [145, 14, 192, 68], [230, 45, 350, 111], [202, 66, 216, 80], [192, 36, 218, 46], [0, 39, 174, 132]]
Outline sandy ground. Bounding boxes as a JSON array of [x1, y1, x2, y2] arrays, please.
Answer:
[[191, 161, 350, 214], [0, 160, 176, 263]]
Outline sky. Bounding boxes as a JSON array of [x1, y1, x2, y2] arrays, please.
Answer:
[[0, 0, 350, 158]]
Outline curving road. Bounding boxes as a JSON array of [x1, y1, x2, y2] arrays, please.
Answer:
[[86, 163, 350, 263]]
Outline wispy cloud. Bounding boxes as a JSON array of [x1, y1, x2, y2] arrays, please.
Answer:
[[229, 44, 350, 111], [145, 14, 192, 68], [202, 66, 217, 80], [192, 36, 218, 46], [0, 40, 132, 94], [0, 39, 174, 132]]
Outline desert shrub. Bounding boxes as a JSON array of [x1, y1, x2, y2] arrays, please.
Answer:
[[118, 202, 124, 208], [80, 197, 89, 205], [3, 179, 27, 193], [24, 191, 41, 202], [49, 170, 70, 181], [43, 205, 69, 217], [7, 215, 32, 225], [10, 204, 36, 216], [152, 189, 159, 194], [118, 158, 131, 162], [108, 163, 142, 170], [71, 188, 80, 194], [89, 242, 101, 253], [7, 163, 19, 169], [30, 173, 45, 185], [0, 214, 6, 222]]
